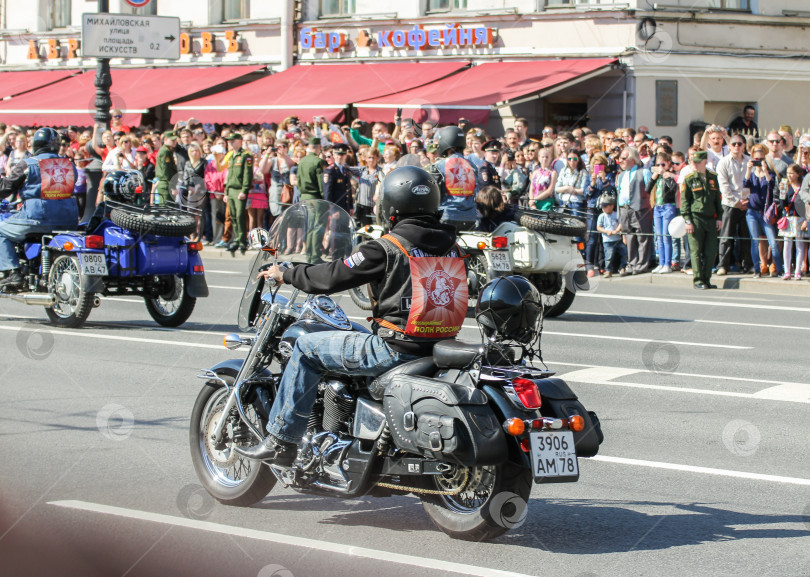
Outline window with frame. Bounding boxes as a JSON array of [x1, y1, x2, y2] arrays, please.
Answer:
[[50, 0, 71, 29], [321, 0, 356, 16], [224, 0, 249, 21], [428, 0, 467, 11]]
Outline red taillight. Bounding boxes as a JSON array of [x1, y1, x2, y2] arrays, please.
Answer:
[[493, 236, 508, 249], [520, 438, 531, 453], [193, 265, 204, 273], [188, 241, 203, 252], [511, 378, 542, 409], [84, 235, 104, 249], [135, 186, 143, 195]]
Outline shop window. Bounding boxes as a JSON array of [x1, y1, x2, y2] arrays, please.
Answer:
[[224, 0, 249, 20], [428, 0, 468, 11], [321, 0, 356, 17], [50, 0, 71, 29]]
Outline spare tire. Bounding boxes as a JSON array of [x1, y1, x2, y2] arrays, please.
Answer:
[[516, 209, 586, 237], [110, 208, 197, 237]]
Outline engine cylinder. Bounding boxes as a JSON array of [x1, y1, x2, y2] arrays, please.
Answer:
[[322, 381, 355, 434]]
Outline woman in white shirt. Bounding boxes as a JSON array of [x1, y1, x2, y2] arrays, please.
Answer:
[[102, 134, 137, 173]]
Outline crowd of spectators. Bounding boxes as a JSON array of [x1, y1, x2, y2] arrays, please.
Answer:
[[1, 104, 808, 281]]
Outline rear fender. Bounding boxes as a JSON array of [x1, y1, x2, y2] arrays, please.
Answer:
[[480, 383, 535, 469]]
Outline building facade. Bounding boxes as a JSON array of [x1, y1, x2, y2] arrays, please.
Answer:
[[0, 1, 807, 148]]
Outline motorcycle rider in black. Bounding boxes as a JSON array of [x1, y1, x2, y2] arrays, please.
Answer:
[[237, 166, 466, 463]]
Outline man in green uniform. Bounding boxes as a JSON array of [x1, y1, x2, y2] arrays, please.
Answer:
[[296, 138, 327, 262], [682, 150, 723, 290], [155, 130, 178, 205], [224, 133, 253, 254]]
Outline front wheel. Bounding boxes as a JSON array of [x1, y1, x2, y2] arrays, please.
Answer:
[[189, 378, 277, 506], [349, 284, 373, 310], [420, 462, 533, 541], [44, 253, 94, 328], [530, 273, 575, 318], [145, 275, 196, 327]]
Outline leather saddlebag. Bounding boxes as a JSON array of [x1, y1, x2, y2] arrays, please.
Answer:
[[383, 375, 506, 467]]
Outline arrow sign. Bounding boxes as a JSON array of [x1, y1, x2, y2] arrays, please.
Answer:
[[81, 13, 181, 60]]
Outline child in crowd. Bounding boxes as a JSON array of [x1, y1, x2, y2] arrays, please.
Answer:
[[596, 193, 626, 277]]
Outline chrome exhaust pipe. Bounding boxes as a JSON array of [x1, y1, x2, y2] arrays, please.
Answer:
[[93, 295, 101, 308], [0, 293, 55, 306]]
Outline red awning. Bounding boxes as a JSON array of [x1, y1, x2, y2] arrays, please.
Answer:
[[0, 66, 262, 127], [169, 62, 469, 125], [0, 70, 79, 100], [355, 59, 617, 125]]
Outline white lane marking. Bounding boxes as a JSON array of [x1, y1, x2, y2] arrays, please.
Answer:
[[560, 367, 641, 382], [568, 311, 810, 332], [0, 324, 225, 350], [48, 501, 533, 577], [695, 319, 810, 332], [564, 376, 765, 401], [344, 317, 748, 350], [204, 269, 244, 275], [209, 285, 243, 291], [578, 292, 810, 312], [591, 455, 810, 486], [752, 383, 810, 402]]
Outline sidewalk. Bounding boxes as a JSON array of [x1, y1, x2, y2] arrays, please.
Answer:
[[597, 269, 810, 297]]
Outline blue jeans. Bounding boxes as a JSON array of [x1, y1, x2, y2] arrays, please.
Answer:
[[653, 204, 678, 267], [603, 240, 627, 273], [266, 330, 417, 444], [585, 207, 603, 270], [745, 209, 783, 274]]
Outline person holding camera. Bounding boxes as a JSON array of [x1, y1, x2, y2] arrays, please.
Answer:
[[715, 133, 752, 276], [744, 144, 782, 278], [647, 152, 679, 274]]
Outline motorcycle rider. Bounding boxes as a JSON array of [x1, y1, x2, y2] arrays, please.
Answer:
[[0, 127, 78, 291], [430, 125, 479, 231], [237, 166, 465, 463]]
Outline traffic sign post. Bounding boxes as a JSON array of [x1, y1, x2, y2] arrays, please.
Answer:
[[81, 13, 181, 60]]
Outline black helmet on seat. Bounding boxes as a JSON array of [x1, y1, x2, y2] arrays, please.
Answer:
[[103, 170, 145, 202], [32, 127, 61, 155], [434, 125, 466, 157], [475, 275, 542, 344], [380, 165, 440, 221]]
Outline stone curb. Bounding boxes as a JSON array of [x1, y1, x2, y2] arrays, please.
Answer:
[[596, 270, 810, 297]]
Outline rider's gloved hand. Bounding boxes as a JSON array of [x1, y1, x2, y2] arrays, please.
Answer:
[[257, 265, 286, 286]]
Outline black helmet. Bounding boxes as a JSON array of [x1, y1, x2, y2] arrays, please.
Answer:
[[435, 125, 465, 157], [32, 127, 60, 156], [380, 165, 440, 221], [103, 170, 145, 202], [475, 275, 542, 344]]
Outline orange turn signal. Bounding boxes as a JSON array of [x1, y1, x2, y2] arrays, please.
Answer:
[[505, 418, 525, 436], [577, 242, 585, 251], [568, 415, 585, 432], [63, 241, 74, 251], [187, 241, 203, 252], [477, 241, 487, 250]]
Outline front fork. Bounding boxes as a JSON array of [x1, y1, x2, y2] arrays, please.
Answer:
[[207, 303, 282, 445]]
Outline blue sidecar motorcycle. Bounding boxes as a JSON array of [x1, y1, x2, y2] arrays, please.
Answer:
[[0, 172, 208, 329]]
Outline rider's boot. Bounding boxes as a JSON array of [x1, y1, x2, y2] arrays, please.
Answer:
[[0, 269, 24, 292], [234, 433, 296, 465]]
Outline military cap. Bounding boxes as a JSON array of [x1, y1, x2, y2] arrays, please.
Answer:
[[483, 139, 502, 152], [163, 130, 177, 139], [225, 132, 243, 141], [332, 143, 349, 153], [426, 141, 439, 153], [692, 150, 708, 162], [308, 136, 321, 146]]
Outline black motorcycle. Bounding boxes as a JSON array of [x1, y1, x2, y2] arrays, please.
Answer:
[[189, 200, 603, 541]]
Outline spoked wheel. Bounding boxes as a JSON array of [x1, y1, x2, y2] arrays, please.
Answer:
[[189, 379, 277, 506], [45, 253, 94, 328], [420, 462, 533, 541], [349, 284, 373, 310], [530, 272, 575, 318], [144, 275, 196, 327]]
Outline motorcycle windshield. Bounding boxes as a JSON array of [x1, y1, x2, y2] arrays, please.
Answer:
[[237, 200, 356, 330], [396, 153, 427, 168]]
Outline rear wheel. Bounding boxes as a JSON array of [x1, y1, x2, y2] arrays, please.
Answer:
[[145, 275, 196, 327], [189, 378, 277, 506], [349, 284, 373, 310], [530, 273, 575, 318], [44, 253, 94, 328], [421, 462, 533, 541]]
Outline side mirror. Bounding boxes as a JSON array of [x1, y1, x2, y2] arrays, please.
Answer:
[[247, 228, 270, 249]]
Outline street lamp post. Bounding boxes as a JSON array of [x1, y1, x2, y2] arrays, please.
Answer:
[[85, 0, 111, 222]]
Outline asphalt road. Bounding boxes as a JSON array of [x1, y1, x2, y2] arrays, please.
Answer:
[[1, 253, 809, 577]]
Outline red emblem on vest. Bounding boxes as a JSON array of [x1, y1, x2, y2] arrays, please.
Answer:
[[39, 158, 75, 200]]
